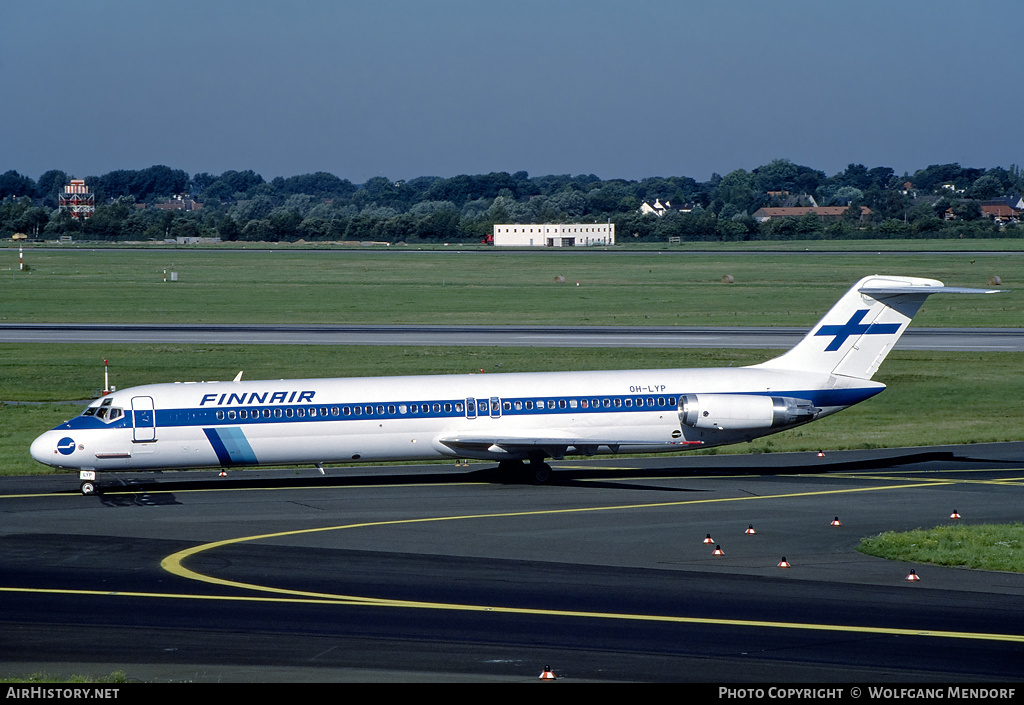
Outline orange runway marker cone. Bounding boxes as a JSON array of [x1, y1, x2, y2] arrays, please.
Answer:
[[745, 524, 756, 535], [950, 510, 961, 519], [712, 545, 724, 555], [830, 516, 842, 526], [539, 665, 556, 680], [778, 557, 790, 568], [703, 534, 714, 544], [906, 569, 921, 582]]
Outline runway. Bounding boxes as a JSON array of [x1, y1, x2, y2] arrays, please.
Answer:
[[2, 442, 1024, 683], [2, 323, 1023, 351]]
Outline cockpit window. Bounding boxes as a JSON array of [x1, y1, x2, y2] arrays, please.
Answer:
[[83, 401, 123, 423]]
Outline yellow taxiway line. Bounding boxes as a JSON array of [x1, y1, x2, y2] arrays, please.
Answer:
[[3, 583, 1024, 645], [7, 472, 1024, 645], [147, 477, 1024, 645]]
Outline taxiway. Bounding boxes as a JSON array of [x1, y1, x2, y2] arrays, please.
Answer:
[[2, 443, 1024, 682]]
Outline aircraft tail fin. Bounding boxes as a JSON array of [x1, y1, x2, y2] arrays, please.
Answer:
[[751, 275, 1000, 380]]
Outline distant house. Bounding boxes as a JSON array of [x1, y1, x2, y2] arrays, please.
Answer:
[[640, 199, 669, 216], [153, 194, 203, 211], [752, 206, 871, 224], [979, 196, 1024, 210], [639, 199, 692, 217], [980, 204, 1021, 223]]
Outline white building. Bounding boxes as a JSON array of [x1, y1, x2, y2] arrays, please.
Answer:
[[492, 223, 615, 247]]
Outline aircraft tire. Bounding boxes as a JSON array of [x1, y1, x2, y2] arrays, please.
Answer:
[[531, 462, 552, 484], [80, 481, 97, 496]]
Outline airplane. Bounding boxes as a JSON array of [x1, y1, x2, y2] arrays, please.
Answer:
[[31, 275, 1000, 495]]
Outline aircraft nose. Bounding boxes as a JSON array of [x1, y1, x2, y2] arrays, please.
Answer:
[[30, 432, 57, 466]]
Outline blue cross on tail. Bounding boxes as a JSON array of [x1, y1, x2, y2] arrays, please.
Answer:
[[814, 310, 901, 351]]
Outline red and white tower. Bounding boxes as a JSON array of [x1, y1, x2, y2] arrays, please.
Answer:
[[59, 179, 95, 219]]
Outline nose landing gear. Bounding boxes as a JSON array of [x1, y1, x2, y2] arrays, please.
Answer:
[[79, 470, 99, 495]]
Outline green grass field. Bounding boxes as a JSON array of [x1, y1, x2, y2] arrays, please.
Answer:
[[2, 247, 1019, 326], [2, 245, 1020, 476], [858, 524, 1024, 573]]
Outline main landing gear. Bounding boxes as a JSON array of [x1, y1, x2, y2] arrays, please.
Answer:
[[497, 457, 553, 484]]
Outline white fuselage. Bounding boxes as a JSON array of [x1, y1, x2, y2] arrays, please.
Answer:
[[30, 365, 882, 472]]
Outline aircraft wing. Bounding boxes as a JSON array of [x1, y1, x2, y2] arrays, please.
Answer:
[[437, 434, 702, 459]]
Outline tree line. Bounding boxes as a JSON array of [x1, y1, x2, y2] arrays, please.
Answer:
[[1, 160, 1022, 243]]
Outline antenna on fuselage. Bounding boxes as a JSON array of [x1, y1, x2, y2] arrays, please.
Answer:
[[233, 371, 244, 382]]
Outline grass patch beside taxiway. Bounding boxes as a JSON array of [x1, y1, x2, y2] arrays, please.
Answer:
[[0, 671, 128, 684], [858, 524, 1024, 573]]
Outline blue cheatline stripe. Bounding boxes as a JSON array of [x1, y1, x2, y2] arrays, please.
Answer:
[[152, 387, 882, 431], [203, 427, 259, 466]]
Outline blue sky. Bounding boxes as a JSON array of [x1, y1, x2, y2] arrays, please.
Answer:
[[3, 1, 1021, 184]]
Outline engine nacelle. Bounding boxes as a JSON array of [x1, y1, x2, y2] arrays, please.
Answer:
[[678, 394, 818, 431]]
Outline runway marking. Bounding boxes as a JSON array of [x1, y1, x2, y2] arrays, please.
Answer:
[[149, 477, 1024, 645], [805, 473, 1024, 486], [5, 581, 1024, 646]]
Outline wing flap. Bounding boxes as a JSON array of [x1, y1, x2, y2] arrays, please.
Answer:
[[437, 434, 701, 459]]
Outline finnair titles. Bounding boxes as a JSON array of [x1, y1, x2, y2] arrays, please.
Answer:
[[31, 276, 1000, 494]]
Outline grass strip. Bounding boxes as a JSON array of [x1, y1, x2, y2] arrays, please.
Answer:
[[858, 524, 1024, 573], [0, 671, 128, 684], [3, 249, 1019, 326]]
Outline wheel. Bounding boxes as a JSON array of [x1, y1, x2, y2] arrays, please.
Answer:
[[531, 462, 552, 484], [80, 481, 96, 496]]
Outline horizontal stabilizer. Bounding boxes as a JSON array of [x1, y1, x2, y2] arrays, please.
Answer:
[[860, 285, 1002, 296]]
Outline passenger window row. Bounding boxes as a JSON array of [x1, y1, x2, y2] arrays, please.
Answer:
[[208, 396, 678, 422]]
